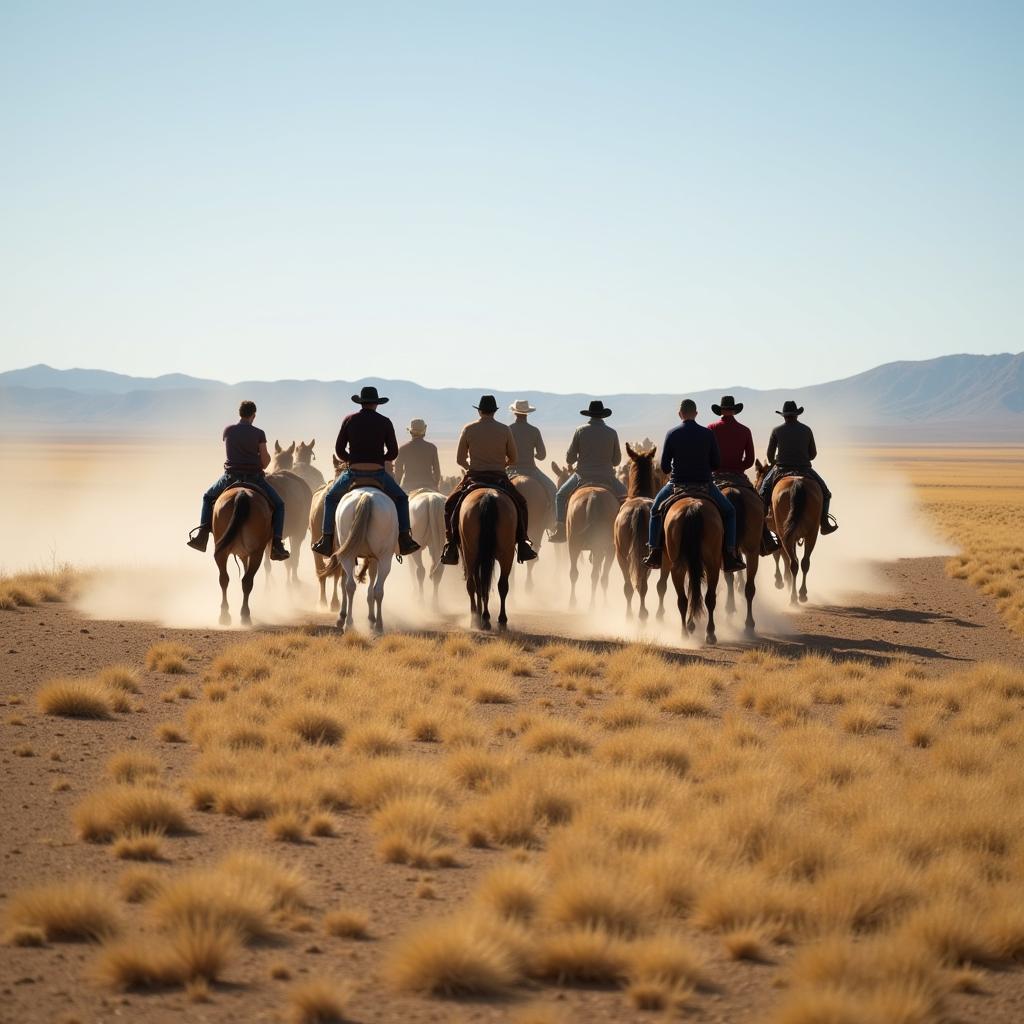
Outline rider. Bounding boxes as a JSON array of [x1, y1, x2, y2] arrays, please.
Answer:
[[507, 399, 557, 509], [642, 399, 746, 572], [758, 400, 838, 535], [440, 395, 539, 565], [310, 386, 421, 556], [393, 418, 441, 493], [187, 400, 290, 560], [708, 395, 780, 555], [547, 400, 626, 543]]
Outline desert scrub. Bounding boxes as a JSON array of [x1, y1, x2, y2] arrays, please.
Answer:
[[0, 565, 78, 609], [145, 641, 196, 674]]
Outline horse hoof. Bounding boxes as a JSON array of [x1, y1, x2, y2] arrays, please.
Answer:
[[706, 633, 717, 646], [638, 607, 648, 621], [799, 594, 808, 604], [330, 600, 340, 612], [497, 620, 508, 632], [480, 621, 491, 631], [686, 621, 696, 634], [373, 622, 384, 634], [218, 612, 231, 627], [240, 615, 252, 627], [745, 623, 756, 635]]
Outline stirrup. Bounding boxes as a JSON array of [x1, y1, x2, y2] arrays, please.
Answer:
[[641, 547, 662, 570], [821, 514, 839, 535], [311, 534, 334, 556], [187, 526, 210, 552]]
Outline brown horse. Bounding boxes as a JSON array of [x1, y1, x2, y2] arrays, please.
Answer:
[[754, 460, 822, 605], [613, 443, 658, 619], [509, 473, 551, 591], [459, 488, 516, 630], [212, 487, 272, 626], [659, 495, 723, 644], [265, 449, 314, 586], [715, 474, 765, 632], [310, 455, 345, 610], [293, 439, 326, 491]]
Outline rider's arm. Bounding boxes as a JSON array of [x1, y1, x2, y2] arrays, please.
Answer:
[[611, 431, 621, 467], [384, 422, 399, 464], [430, 445, 441, 487], [534, 430, 546, 461], [808, 430, 817, 462], [456, 428, 470, 471], [709, 432, 721, 472], [505, 429, 519, 469], [766, 428, 778, 465], [741, 425, 755, 471], [565, 429, 579, 468], [660, 432, 672, 475], [335, 421, 350, 462], [258, 442, 271, 470]]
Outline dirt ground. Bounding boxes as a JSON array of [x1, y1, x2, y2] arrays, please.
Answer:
[[1, 555, 1022, 1024]]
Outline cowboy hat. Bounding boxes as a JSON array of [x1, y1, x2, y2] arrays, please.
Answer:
[[776, 400, 804, 417], [509, 399, 536, 415], [711, 395, 744, 415], [352, 385, 388, 405], [580, 400, 612, 418], [407, 418, 427, 436], [474, 395, 499, 414]]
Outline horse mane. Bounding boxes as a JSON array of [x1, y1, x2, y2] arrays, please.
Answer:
[[627, 451, 656, 499]]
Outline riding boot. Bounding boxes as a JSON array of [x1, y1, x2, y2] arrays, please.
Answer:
[[723, 547, 746, 573], [760, 525, 780, 555], [187, 525, 210, 552], [440, 541, 460, 565], [820, 494, 839, 535], [517, 540, 538, 563], [398, 530, 421, 556], [642, 545, 662, 570], [548, 523, 567, 543], [311, 533, 334, 556], [270, 539, 290, 561]]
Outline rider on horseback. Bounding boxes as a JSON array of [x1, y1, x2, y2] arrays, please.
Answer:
[[642, 399, 746, 572], [708, 395, 780, 555], [507, 399, 558, 508], [757, 401, 838, 535], [187, 400, 290, 560], [440, 395, 539, 565], [393, 419, 441, 493], [310, 386, 421, 557], [547, 400, 626, 543]]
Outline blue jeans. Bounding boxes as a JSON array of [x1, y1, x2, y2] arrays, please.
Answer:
[[554, 473, 626, 524], [322, 469, 410, 534], [649, 481, 736, 550], [201, 474, 285, 540]]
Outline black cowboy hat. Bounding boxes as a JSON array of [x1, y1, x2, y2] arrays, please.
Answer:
[[352, 385, 388, 405], [711, 395, 744, 415], [474, 395, 499, 414], [580, 400, 612, 418], [776, 400, 804, 417]]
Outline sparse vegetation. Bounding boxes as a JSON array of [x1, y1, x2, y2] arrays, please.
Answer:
[[37, 678, 112, 718], [287, 977, 353, 1023], [74, 785, 188, 842], [145, 641, 195, 674], [5, 880, 120, 941], [323, 907, 370, 939], [0, 566, 77, 609]]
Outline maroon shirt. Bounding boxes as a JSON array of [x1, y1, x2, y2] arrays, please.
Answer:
[[223, 421, 267, 473], [707, 417, 755, 475], [335, 408, 399, 467]]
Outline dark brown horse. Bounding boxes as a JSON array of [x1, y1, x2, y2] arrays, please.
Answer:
[[212, 487, 272, 626], [659, 495, 723, 644], [715, 474, 765, 632], [459, 488, 517, 630], [754, 460, 822, 605], [613, 443, 658, 618]]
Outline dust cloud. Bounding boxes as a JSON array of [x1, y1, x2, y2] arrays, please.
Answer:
[[0, 436, 953, 645]]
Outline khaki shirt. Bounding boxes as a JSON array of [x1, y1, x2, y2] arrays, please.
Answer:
[[508, 419, 546, 469], [457, 417, 518, 473], [393, 437, 441, 491], [567, 419, 621, 479]]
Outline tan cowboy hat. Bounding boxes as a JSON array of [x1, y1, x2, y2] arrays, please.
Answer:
[[407, 418, 427, 436], [509, 399, 536, 414]]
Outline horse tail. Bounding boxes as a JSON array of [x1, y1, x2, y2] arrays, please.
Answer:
[[674, 503, 705, 622], [427, 493, 445, 558], [783, 479, 806, 549], [626, 502, 650, 587], [214, 491, 250, 554], [317, 492, 373, 578], [474, 492, 499, 601], [355, 560, 371, 584]]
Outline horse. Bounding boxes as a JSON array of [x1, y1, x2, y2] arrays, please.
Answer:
[[551, 462, 619, 608], [613, 443, 658, 618], [265, 444, 314, 586], [293, 439, 326, 492], [509, 473, 552, 590], [716, 473, 765, 632], [317, 485, 398, 633], [211, 486, 272, 627], [754, 460, 822, 605], [660, 493, 724, 644], [459, 488, 517, 630], [408, 488, 446, 602], [310, 455, 345, 610]]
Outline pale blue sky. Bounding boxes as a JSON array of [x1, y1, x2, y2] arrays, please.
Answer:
[[1, 1, 1020, 392]]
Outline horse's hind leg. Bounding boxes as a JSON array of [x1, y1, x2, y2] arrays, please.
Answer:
[[316, 555, 328, 608], [637, 569, 649, 621], [799, 535, 816, 604], [497, 570, 510, 630], [600, 552, 613, 605], [372, 562, 390, 633], [773, 550, 784, 590], [590, 553, 602, 609], [568, 549, 580, 607], [725, 571, 736, 615], [216, 554, 231, 626], [705, 571, 719, 646], [412, 552, 425, 596], [240, 554, 262, 626], [330, 572, 340, 612], [744, 555, 758, 634], [656, 567, 669, 619]]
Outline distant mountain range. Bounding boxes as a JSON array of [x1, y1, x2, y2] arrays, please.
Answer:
[[2, 352, 1022, 445]]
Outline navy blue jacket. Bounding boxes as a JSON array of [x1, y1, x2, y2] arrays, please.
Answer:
[[661, 420, 720, 484]]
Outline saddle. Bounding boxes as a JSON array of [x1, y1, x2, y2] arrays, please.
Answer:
[[338, 473, 386, 495], [713, 471, 755, 493], [222, 478, 272, 510], [659, 482, 711, 517]]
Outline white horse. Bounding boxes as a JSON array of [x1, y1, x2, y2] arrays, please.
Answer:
[[408, 489, 446, 603], [317, 487, 397, 633]]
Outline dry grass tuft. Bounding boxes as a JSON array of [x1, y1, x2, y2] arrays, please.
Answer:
[[95, 921, 239, 988], [97, 665, 142, 693], [476, 864, 545, 922], [5, 925, 47, 947], [531, 926, 628, 984], [156, 722, 186, 743], [323, 907, 370, 940], [107, 749, 161, 784], [37, 678, 112, 718], [268, 811, 306, 843], [111, 828, 165, 861], [74, 785, 188, 842], [145, 641, 195, 674], [0, 567, 77, 609], [722, 925, 767, 961], [6, 880, 120, 941], [119, 867, 165, 904], [287, 977, 354, 1023]]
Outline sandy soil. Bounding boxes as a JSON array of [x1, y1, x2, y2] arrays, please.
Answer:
[[1, 555, 1021, 1024]]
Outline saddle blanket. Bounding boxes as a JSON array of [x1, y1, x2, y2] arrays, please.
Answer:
[[713, 471, 755, 492], [658, 483, 714, 518]]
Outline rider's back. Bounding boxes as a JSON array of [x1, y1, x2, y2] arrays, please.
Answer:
[[223, 422, 266, 473], [769, 421, 816, 467], [570, 420, 620, 479], [459, 418, 516, 472]]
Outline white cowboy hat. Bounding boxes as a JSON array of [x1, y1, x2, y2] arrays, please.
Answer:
[[407, 418, 427, 436], [509, 399, 536, 414]]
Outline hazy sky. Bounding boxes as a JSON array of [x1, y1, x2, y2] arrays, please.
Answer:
[[1, 1, 1020, 392]]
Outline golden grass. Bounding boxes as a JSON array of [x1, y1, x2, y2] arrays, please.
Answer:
[[0, 565, 77, 609], [5, 880, 120, 941], [97, 665, 142, 693], [74, 785, 188, 842], [107, 749, 160, 784], [37, 678, 112, 718], [145, 641, 195, 674], [323, 907, 370, 939], [111, 828, 165, 861], [287, 977, 353, 1024], [119, 866, 165, 904]]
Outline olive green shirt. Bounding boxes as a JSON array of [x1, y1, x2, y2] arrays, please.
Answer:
[[457, 416, 518, 473], [566, 419, 621, 480]]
